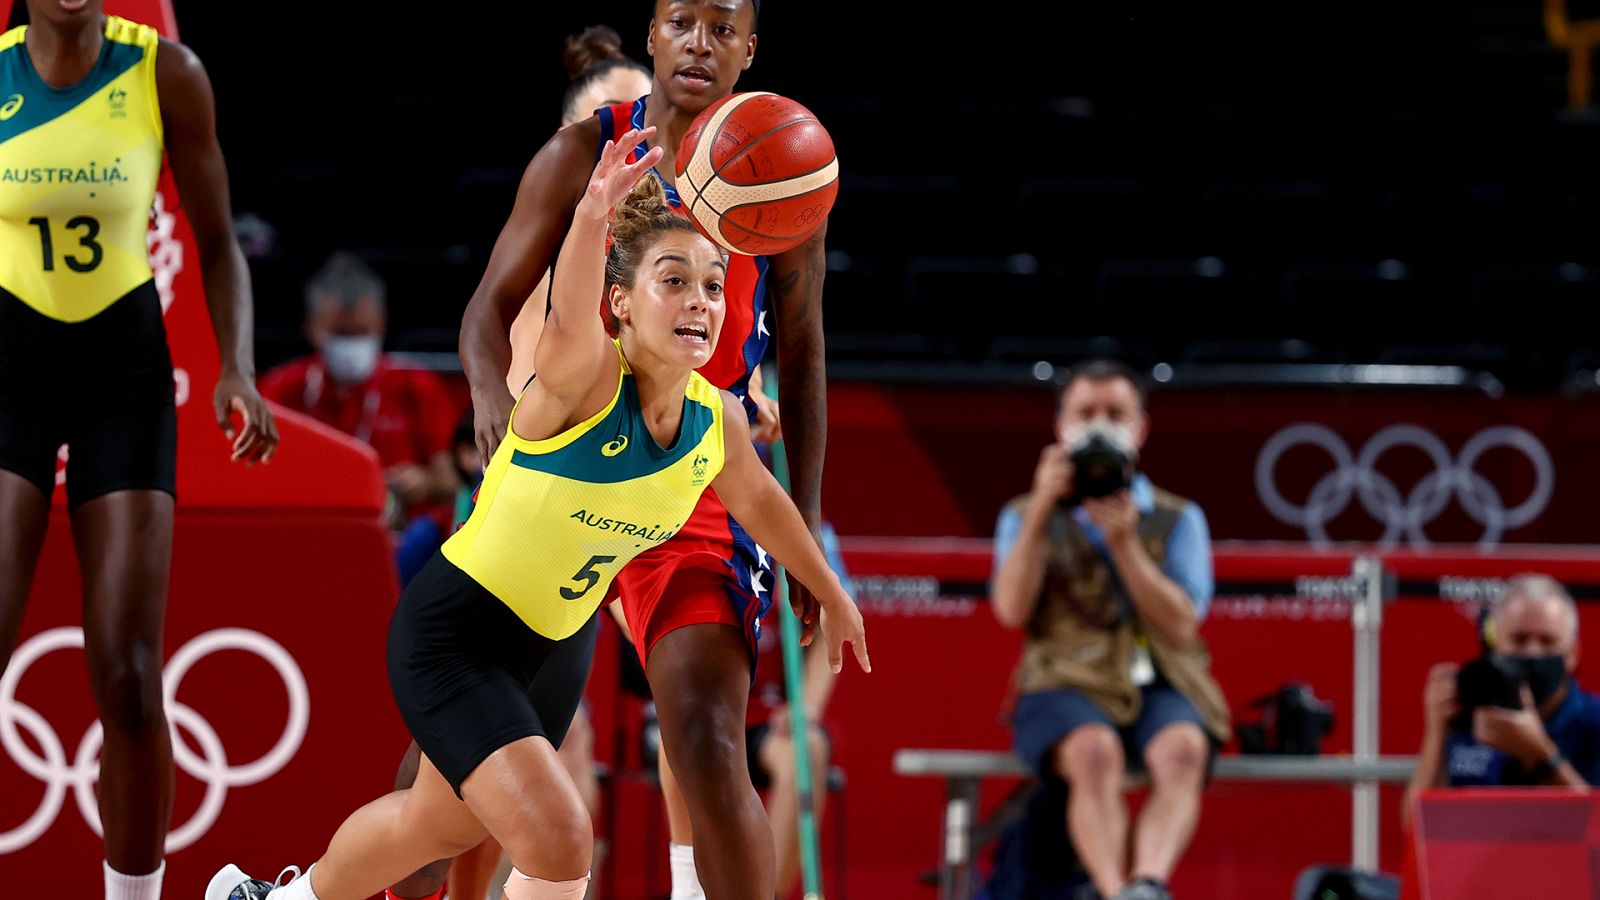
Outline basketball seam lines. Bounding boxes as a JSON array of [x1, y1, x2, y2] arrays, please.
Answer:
[[709, 117, 821, 184], [682, 168, 729, 242], [687, 93, 836, 249], [714, 160, 840, 213], [716, 183, 838, 243], [683, 95, 754, 233], [691, 171, 838, 242], [721, 181, 836, 213], [691, 156, 838, 218], [729, 155, 840, 184]]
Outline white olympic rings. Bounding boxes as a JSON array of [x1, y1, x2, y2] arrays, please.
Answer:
[[1255, 423, 1555, 549], [0, 627, 309, 855]]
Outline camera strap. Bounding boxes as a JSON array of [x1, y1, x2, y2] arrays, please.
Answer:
[[1106, 563, 1157, 686], [1044, 507, 1159, 685]]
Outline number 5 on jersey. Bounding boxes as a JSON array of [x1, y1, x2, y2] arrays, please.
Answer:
[[29, 215, 103, 272], [561, 555, 617, 601]]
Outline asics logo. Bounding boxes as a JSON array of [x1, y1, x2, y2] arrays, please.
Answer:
[[0, 94, 22, 121], [601, 435, 628, 457]]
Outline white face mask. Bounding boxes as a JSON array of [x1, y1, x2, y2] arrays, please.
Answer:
[[321, 335, 382, 384], [1061, 417, 1138, 456]]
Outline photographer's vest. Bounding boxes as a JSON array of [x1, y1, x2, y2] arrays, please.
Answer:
[[1008, 488, 1231, 744]]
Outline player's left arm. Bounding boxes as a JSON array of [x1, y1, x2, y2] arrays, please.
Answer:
[[767, 219, 828, 527], [156, 38, 279, 464], [767, 220, 829, 636], [713, 392, 869, 674]]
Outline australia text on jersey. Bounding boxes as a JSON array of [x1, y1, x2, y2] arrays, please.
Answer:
[[569, 509, 677, 544], [2, 162, 130, 184]]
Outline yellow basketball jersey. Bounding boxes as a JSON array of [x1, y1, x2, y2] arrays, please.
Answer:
[[0, 16, 162, 323], [444, 343, 727, 640]]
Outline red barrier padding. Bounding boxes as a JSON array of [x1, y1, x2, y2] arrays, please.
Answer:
[[1402, 789, 1600, 899]]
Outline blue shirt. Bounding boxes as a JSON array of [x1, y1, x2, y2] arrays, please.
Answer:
[[992, 474, 1214, 620], [1445, 684, 1600, 785]]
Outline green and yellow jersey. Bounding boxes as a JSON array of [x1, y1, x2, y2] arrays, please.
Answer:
[[444, 342, 727, 640], [0, 15, 162, 322]]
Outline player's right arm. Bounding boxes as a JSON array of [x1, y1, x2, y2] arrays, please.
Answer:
[[532, 130, 663, 407], [713, 391, 870, 675], [991, 446, 1072, 629], [459, 119, 598, 464]]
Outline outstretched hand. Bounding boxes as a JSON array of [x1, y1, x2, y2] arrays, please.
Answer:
[[819, 592, 871, 675], [581, 127, 666, 215]]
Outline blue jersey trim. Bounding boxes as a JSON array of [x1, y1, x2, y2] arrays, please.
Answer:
[[630, 96, 682, 207], [595, 105, 615, 160], [728, 255, 773, 420]]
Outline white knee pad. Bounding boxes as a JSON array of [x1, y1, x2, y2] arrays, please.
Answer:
[[502, 868, 589, 900]]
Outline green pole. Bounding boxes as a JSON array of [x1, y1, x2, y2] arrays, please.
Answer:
[[766, 377, 827, 900]]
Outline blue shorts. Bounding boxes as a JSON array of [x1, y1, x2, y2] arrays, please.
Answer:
[[1012, 684, 1212, 779]]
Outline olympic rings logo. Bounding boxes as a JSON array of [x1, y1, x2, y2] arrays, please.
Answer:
[[1254, 424, 1555, 548], [0, 627, 309, 855]]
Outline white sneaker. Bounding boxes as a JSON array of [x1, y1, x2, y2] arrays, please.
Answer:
[[205, 863, 304, 900]]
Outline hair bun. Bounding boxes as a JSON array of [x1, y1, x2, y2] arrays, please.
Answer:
[[611, 173, 673, 244], [562, 26, 627, 80]]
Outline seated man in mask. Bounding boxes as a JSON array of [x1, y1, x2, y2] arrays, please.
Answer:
[[1409, 573, 1600, 799], [259, 253, 462, 536], [991, 359, 1229, 900]]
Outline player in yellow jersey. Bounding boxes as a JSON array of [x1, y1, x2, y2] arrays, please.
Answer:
[[0, 3, 278, 899], [383, 29, 655, 900], [206, 128, 868, 900]]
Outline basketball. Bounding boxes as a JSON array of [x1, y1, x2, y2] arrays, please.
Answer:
[[675, 92, 840, 257]]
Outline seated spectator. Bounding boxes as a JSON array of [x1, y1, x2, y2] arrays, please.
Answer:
[[1408, 573, 1600, 808], [991, 359, 1230, 900], [258, 252, 462, 537]]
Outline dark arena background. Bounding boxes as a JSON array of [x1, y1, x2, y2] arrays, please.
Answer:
[[5, 1, 1600, 898]]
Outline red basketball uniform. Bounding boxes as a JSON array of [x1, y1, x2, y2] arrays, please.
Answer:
[[595, 96, 779, 668]]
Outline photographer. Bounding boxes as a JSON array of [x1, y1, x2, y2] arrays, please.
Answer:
[[1408, 574, 1600, 809], [991, 360, 1230, 900]]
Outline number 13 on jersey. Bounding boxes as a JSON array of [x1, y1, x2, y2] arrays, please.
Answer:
[[28, 215, 103, 272]]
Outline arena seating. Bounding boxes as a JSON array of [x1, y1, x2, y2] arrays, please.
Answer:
[[179, 2, 1600, 390]]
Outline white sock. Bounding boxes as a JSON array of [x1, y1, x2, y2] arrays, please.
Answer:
[[105, 861, 164, 900], [267, 864, 320, 900], [668, 843, 704, 900]]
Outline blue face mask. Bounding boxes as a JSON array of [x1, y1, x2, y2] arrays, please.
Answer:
[[321, 335, 381, 384]]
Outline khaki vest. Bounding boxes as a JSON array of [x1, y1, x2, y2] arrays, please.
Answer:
[[1011, 489, 1231, 744]]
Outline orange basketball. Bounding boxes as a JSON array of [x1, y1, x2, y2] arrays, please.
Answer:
[[675, 92, 840, 256]]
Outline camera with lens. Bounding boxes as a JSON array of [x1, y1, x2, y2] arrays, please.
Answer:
[[1452, 654, 1525, 732], [1062, 421, 1138, 506], [1237, 681, 1336, 755]]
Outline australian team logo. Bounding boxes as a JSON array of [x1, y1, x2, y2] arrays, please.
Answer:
[[601, 435, 629, 457], [0, 93, 22, 122], [108, 88, 127, 118], [692, 453, 710, 486]]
